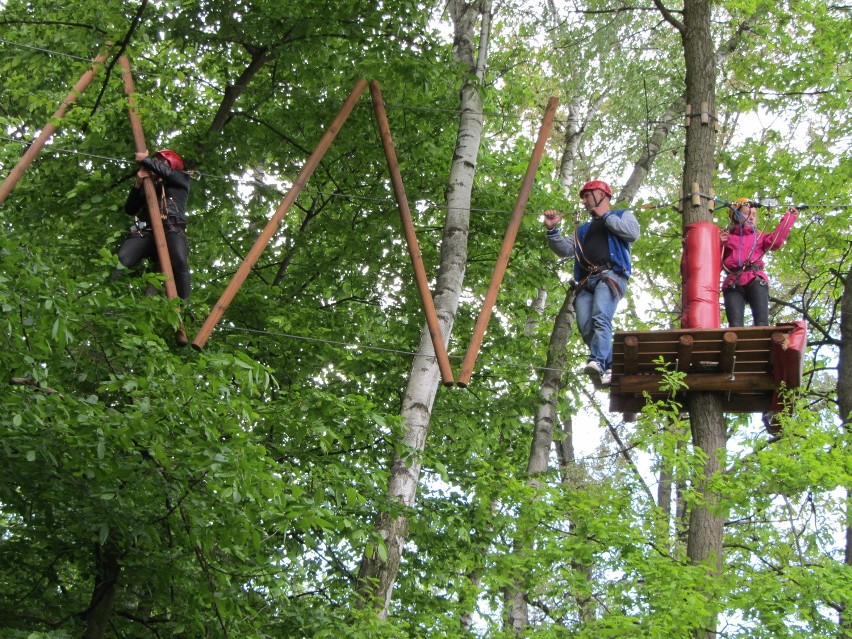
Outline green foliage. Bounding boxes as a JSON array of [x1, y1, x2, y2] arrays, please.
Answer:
[[0, 0, 850, 636]]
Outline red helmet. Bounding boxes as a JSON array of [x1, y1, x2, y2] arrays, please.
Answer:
[[155, 149, 184, 171], [579, 180, 613, 198]]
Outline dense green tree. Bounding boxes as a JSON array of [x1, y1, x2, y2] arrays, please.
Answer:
[[0, 0, 849, 637]]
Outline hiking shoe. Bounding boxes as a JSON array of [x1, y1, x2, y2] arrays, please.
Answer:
[[600, 368, 612, 388], [583, 360, 604, 387]]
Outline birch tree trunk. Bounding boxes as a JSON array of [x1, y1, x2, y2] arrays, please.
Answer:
[[558, 98, 604, 191], [837, 268, 852, 638], [619, 98, 682, 204], [355, 0, 491, 617]]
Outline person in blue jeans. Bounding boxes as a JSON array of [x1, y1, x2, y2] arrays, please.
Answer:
[[544, 181, 640, 388]]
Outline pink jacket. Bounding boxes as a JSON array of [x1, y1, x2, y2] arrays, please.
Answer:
[[721, 210, 797, 289]]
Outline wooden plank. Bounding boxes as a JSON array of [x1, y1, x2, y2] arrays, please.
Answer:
[[609, 392, 773, 414], [611, 346, 773, 363], [615, 325, 789, 341], [607, 323, 801, 417], [615, 372, 776, 394], [610, 363, 771, 376], [612, 336, 774, 354]]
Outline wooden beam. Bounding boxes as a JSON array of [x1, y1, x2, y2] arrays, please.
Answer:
[[719, 331, 738, 373], [624, 335, 639, 374], [370, 81, 455, 387], [616, 372, 776, 394], [192, 79, 368, 350], [610, 392, 772, 415], [455, 97, 559, 387], [677, 334, 694, 372]]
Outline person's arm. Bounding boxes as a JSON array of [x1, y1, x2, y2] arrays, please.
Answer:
[[762, 207, 798, 251], [543, 209, 576, 258], [123, 167, 155, 216], [139, 156, 181, 185], [602, 208, 640, 243], [138, 156, 191, 217]]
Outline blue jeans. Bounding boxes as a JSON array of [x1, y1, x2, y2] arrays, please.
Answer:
[[574, 271, 627, 370]]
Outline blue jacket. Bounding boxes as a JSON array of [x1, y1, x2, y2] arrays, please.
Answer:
[[546, 208, 640, 280]]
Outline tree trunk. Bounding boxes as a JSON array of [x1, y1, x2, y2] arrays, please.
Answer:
[[685, 393, 727, 639], [619, 96, 683, 204], [836, 269, 852, 637], [524, 287, 548, 335], [355, 0, 491, 617], [529, 290, 576, 479], [206, 45, 271, 138], [504, 289, 575, 630], [659, 0, 725, 636], [83, 540, 121, 639]]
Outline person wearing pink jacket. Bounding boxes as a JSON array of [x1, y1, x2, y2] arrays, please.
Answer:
[[719, 198, 799, 327]]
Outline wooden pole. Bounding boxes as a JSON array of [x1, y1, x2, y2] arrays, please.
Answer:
[[192, 78, 368, 350], [119, 55, 187, 346], [369, 81, 455, 386], [0, 48, 110, 206], [623, 335, 640, 375], [719, 331, 738, 373], [677, 334, 694, 372], [456, 96, 559, 387]]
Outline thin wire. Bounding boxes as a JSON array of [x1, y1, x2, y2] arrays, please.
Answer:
[[0, 37, 95, 62], [0, 135, 136, 166], [217, 324, 572, 380], [0, 36, 682, 129], [3, 134, 850, 230], [0, 135, 576, 217]]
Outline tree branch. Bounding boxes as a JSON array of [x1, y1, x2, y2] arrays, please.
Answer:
[[10, 377, 63, 398], [652, 0, 685, 33]]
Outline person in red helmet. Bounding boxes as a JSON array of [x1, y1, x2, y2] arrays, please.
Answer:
[[719, 198, 798, 327], [116, 149, 192, 299], [543, 180, 640, 388]]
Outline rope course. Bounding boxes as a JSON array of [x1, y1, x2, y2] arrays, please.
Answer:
[[2, 134, 847, 220], [0, 39, 834, 406], [0, 36, 688, 127]]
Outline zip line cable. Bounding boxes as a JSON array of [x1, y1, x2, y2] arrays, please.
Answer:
[[3, 37, 848, 213], [215, 324, 575, 381], [3, 135, 849, 220], [0, 35, 688, 128], [0, 37, 94, 62]]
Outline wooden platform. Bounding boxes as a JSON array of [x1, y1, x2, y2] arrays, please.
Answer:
[[609, 323, 806, 416]]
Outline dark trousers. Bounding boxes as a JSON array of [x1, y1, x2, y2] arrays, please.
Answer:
[[723, 278, 769, 327], [117, 223, 190, 300]]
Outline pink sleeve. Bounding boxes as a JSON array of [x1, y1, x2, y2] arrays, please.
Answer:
[[761, 211, 798, 251]]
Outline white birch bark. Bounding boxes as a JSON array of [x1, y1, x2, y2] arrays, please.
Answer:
[[355, 0, 491, 618]]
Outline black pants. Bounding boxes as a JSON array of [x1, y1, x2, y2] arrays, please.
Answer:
[[117, 222, 190, 300], [723, 278, 769, 327]]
